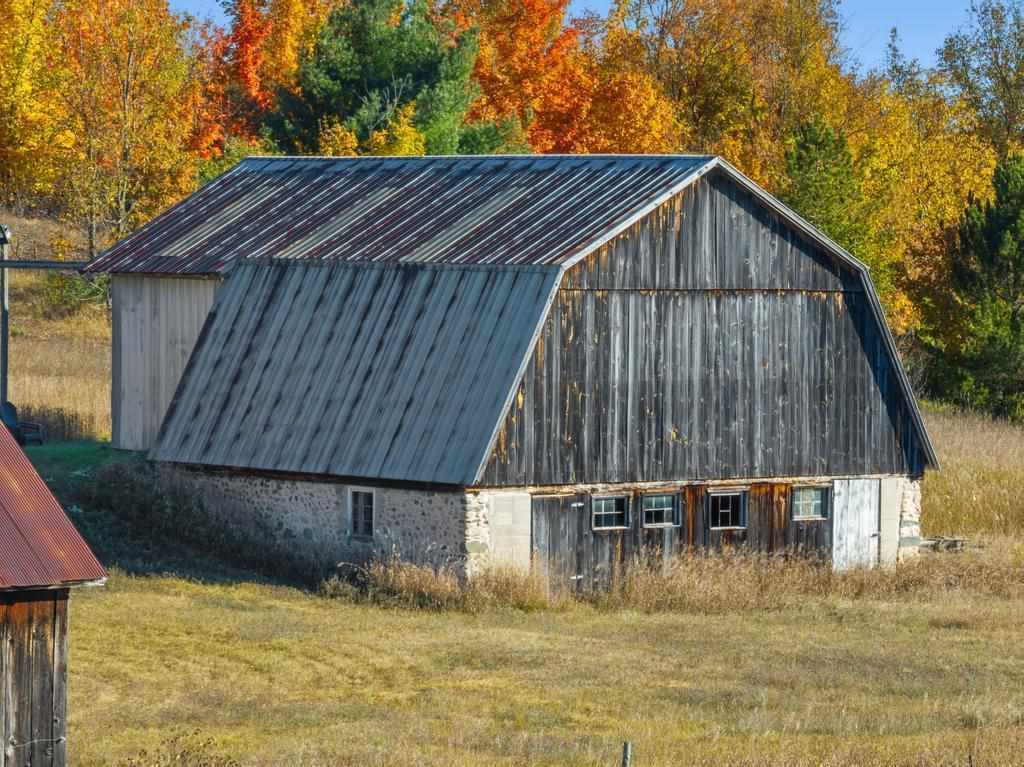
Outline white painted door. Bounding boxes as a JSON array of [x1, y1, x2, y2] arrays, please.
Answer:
[[832, 479, 880, 570]]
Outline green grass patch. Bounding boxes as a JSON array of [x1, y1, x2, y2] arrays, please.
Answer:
[[25, 440, 133, 502]]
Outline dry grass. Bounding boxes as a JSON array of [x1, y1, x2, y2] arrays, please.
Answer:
[[69, 552, 1024, 767], [7, 270, 111, 440], [921, 405, 1024, 536], [331, 540, 1024, 615]]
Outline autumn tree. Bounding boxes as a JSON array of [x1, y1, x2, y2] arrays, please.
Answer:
[[268, 0, 492, 156], [0, 0, 66, 209], [940, 0, 1024, 157], [54, 0, 199, 256]]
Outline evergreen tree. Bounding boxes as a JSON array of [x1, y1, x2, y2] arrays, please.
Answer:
[[934, 154, 1024, 418], [780, 119, 891, 298], [267, 0, 503, 155]]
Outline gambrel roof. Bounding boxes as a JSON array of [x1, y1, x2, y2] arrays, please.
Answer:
[[84, 155, 715, 275], [147, 156, 938, 482]]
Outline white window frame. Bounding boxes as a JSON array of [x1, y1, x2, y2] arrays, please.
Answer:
[[641, 492, 680, 529], [592, 495, 630, 531], [348, 486, 376, 540], [791, 485, 830, 521], [707, 489, 748, 531]]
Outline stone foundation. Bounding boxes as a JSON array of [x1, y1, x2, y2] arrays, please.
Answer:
[[163, 466, 476, 575]]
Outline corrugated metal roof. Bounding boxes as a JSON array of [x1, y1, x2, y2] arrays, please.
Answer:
[[83, 154, 715, 275], [152, 259, 560, 485], [0, 428, 106, 589]]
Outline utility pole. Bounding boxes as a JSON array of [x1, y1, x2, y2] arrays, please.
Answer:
[[0, 224, 9, 404]]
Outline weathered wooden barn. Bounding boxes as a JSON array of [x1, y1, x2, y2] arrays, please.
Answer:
[[86, 155, 936, 580], [0, 426, 106, 766]]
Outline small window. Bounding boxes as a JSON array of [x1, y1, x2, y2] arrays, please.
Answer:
[[642, 493, 679, 527], [792, 486, 829, 520], [708, 491, 746, 530], [592, 496, 629, 530], [350, 489, 374, 539]]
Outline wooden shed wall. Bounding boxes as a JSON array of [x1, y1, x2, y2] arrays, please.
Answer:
[[481, 171, 924, 486], [0, 590, 69, 767], [111, 275, 219, 451]]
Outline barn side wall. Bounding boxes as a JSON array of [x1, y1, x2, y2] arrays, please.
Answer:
[[0, 590, 69, 767], [481, 170, 925, 487], [161, 467, 477, 575], [111, 275, 219, 452], [474, 476, 922, 584]]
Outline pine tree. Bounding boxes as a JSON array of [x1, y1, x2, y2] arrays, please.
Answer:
[[934, 154, 1024, 418], [267, 0, 494, 155]]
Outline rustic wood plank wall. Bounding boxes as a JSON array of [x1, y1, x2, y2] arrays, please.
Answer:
[[111, 275, 219, 451], [0, 591, 69, 767], [531, 484, 831, 590], [482, 170, 924, 486]]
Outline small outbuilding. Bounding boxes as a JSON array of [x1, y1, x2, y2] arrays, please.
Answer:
[[86, 155, 936, 582], [0, 427, 106, 765]]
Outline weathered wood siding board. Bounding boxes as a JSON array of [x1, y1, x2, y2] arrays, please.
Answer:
[[531, 484, 832, 589], [0, 591, 69, 767], [482, 170, 925, 487], [483, 289, 921, 486], [561, 173, 862, 292], [111, 275, 219, 451]]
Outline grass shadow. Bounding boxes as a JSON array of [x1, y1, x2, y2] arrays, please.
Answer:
[[26, 441, 312, 590]]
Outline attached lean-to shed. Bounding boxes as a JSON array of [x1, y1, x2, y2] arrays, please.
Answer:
[[0, 426, 106, 766], [88, 155, 936, 582]]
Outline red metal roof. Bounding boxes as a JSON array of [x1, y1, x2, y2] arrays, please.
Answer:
[[83, 154, 715, 275], [0, 428, 106, 589]]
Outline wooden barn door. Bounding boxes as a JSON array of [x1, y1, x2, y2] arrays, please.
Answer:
[[531, 495, 588, 592], [832, 479, 881, 569]]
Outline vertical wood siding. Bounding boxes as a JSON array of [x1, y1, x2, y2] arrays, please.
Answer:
[[531, 484, 831, 590], [0, 591, 69, 767], [111, 275, 219, 451], [482, 171, 924, 486]]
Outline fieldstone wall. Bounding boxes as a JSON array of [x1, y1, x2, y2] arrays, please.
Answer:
[[162, 466, 474, 574], [898, 477, 923, 561]]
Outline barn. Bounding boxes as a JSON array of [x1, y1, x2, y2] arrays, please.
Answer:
[[85, 154, 936, 581], [0, 426, 106, 765]]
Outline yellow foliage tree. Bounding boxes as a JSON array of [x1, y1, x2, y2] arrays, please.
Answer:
[[365, 103, 427, 156], [318, 117, 360, 156], [0, 0, 67, 207], [54, 0, 199, 256]]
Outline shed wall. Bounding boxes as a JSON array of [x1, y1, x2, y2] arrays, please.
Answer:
[[111, 275, 219, 451], [0, 590, 68, 767]]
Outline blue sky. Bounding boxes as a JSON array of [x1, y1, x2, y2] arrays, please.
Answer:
[[171, 0, 968, 72]]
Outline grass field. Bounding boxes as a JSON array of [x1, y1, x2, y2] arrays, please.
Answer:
[[66, 567, 1024, 767]]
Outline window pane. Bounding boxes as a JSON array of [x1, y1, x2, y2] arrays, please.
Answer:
[[593, 497, 628, 529], [642, 494, 677, 526], [352, 491, 374, 537], [792, 487, 828, 519], [709, 493, 745, 529]]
